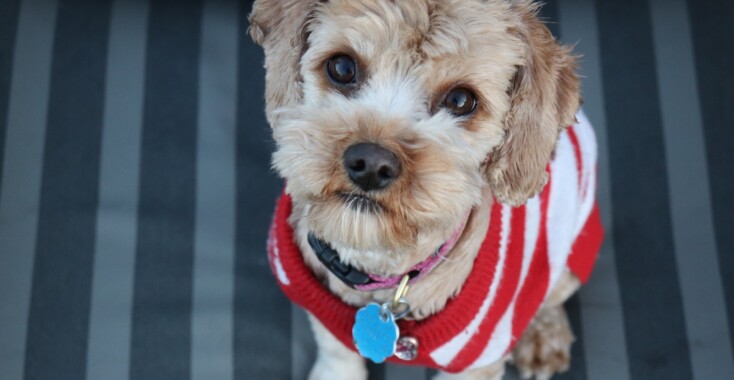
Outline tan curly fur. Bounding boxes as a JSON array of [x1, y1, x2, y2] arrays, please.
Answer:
[[249, 1, 582, 379]]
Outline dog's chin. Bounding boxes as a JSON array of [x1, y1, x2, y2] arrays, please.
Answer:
[[302, 192, 472, 275], [304, 193, 414, 252], [309, 195, 468, 276], [337, 192, 383, 214]]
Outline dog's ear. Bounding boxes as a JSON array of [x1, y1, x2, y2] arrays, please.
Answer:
[[248, 0, 321, 125], [486, 1, 580, 206]]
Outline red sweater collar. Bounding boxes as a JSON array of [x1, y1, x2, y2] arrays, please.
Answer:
[[268, 193, 504, 368]]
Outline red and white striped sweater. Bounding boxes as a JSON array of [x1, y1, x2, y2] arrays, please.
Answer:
[[267, 111, 603, 373]]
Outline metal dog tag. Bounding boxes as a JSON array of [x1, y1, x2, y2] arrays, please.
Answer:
[[352, 275, 413, 363], [395, 336, 419, 361], [352, 303, 399, 363]]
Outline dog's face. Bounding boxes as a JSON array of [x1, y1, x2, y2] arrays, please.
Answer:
[[250, 0, 579, 273]]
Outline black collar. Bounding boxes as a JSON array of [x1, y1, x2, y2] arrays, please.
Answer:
[[307, 233, 372, 288]]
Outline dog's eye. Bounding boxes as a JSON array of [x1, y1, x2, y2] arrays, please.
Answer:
[[326, 55, 357, 85], [442, 87, 477, 116]]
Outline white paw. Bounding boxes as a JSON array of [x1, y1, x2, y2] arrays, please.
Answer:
[[512, 306, 574, 380], [308, 355, 367, 380], [433, 360, 506, 380]]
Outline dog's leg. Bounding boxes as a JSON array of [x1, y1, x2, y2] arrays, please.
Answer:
[[543, 272, 580, 309], [512, 305, 574, 380], [511, 272, 579, 380], [308, 313, 367, 380], [434, 358, 506, 380]]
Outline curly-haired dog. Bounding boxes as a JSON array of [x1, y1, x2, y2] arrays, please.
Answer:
[[249, 1, 603, 379]]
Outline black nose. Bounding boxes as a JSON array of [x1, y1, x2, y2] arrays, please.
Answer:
[[343, 143, 402, 192]]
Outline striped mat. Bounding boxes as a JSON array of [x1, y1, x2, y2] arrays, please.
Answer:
[[0, 0, 732, 379]]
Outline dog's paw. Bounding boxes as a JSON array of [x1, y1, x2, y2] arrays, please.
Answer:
[[512, 306, 574, 380], [308, 356, 367, 380], [433, 360, 505, 380]]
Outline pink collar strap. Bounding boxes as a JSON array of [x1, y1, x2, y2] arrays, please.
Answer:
[[307, 212, 470, 291]]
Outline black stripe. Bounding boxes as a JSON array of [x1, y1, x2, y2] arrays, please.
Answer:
[[556, 295, 587, 380], [538, 0, 560, 39], [687, 0, 734, 360], [23, 1, 111, 379], [0, 0, 21, 192], [233, 2, 290, 379], [594, 1, 693, 379], [129, 1, 201, 379], [367, 362, 385, 380]]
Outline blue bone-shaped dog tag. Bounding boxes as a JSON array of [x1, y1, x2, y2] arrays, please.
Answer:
[[352, 303, 399, 363]]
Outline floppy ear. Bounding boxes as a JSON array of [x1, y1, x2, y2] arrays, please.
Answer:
[[248, 0, 321, 126], [486, 1, 580, 206]]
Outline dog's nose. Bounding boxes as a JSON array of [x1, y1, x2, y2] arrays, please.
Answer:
[[343, 143, 402, 192]]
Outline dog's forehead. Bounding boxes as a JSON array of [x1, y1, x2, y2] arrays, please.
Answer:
[[309, 0, 514, 64]]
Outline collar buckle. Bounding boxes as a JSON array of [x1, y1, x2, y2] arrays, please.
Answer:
[[307, 233, 372, 288]]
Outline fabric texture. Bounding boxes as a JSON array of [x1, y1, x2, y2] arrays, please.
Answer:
[[2, 1, 734, 379], [267, 113, 603, 373]]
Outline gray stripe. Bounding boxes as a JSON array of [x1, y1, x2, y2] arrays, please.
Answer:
[[292, 306, 317, 380], [556, 1, 631, 380], [0, 0, 56, 378], [649, 0, 734, 378], [191, 0, 238, 379], [385, 363, 427, 380], [85, 0, 148, 379]]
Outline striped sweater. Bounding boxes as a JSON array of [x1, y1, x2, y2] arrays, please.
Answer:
[[267, 111, 603, 373]]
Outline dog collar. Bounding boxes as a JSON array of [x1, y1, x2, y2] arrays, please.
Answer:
[[307, 213, 470, 291]]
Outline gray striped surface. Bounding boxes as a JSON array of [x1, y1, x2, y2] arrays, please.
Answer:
[[0, 0, 57, 378], [0, 0, 732, 379], [86, 1, 147, 378], [192, 0, 239, 379], [556, 2, 631, 380], [649, 0, 734, 378]]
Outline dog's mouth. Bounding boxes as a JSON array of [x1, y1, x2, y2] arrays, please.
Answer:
[[338, 192, 383, 213]]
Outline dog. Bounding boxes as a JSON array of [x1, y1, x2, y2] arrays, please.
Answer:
[[249, 1, 603, 379]]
